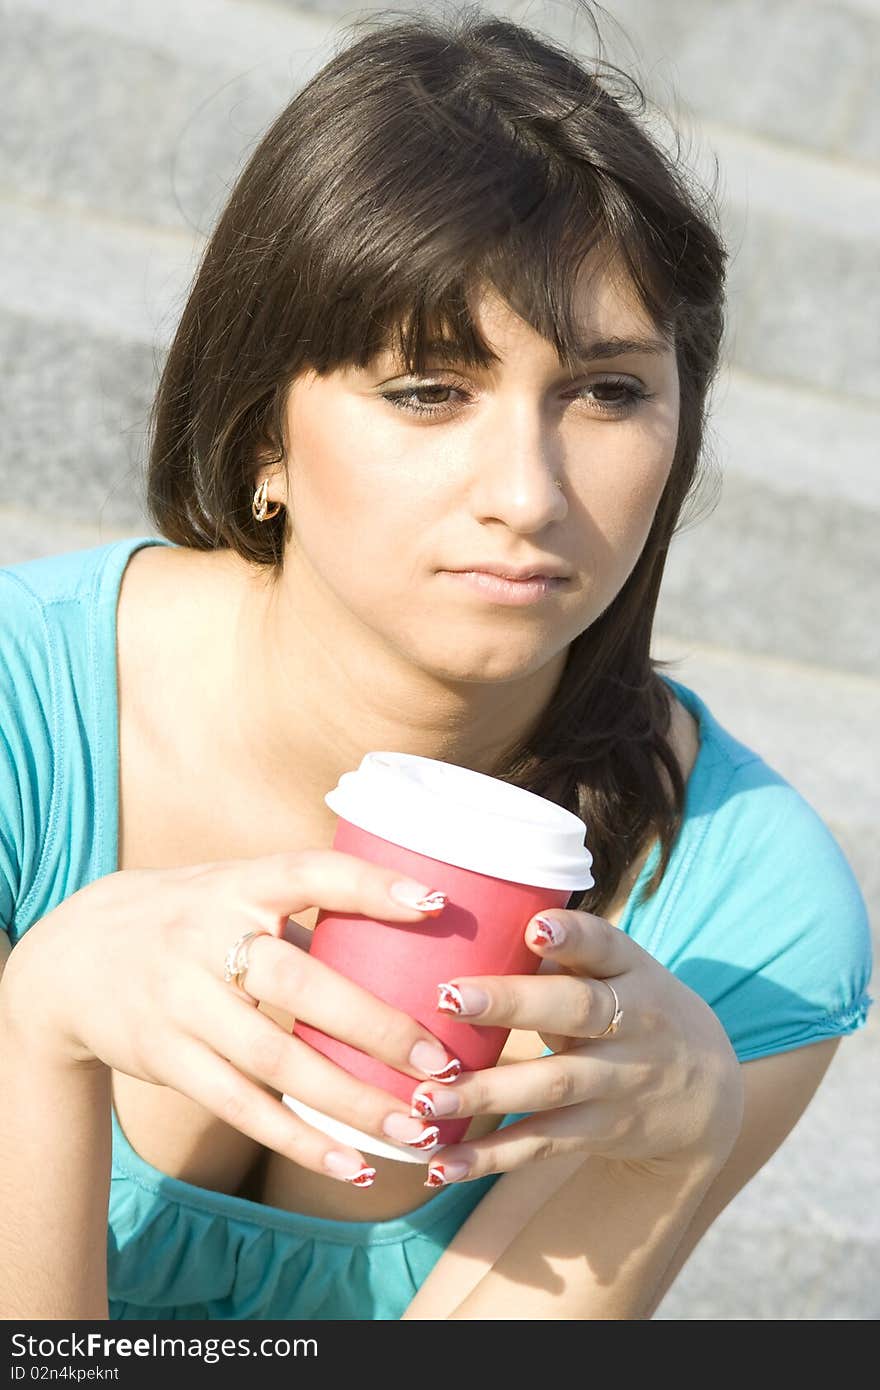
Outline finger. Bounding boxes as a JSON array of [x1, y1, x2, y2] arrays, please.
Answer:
[[433, 972, 623, 1039], [224, 849, 449, 929], [219, 935, 463, 1086], [523, 908, 640, 978], [191, 980, 451, 1154], [423, 1100, 616, 1184], [411, 1049, 614, 1124], [159, 1033, 379, 1186]]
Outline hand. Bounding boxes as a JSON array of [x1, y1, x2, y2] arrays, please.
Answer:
[[1, 851, 463, 1186], [411, 909, 745, 1185]]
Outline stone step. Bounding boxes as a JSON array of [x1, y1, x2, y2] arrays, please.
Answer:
[[653, 633, 880, 828], [2, 184, 878, 673], [510, 0, 880, 166], [655, 1008, 880, 1318], [3, 1, 879, 401], [656, 468, 879, 678], [10, 0, 329, 71], [2, 0, 327, 236], [1, 303, 876, 678], [652, 631, 880, 948], [4, 307, 875, 677], [0, 506, 133, 565]]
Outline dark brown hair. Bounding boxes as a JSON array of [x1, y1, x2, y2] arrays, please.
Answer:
[[146, 2, 727, 917]]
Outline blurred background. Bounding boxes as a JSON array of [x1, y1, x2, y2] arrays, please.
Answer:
[[1, 0, 877, 1317]]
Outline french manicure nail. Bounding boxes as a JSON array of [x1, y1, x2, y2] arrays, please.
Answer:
[[389, 881, 448, 912], [532, 915, 566, 948], [410, 1040, 462, 1081], [423, 1159, 471, 1187], [382, 1113, 441, 1149], [410, 1088, 461, 1119], [437, 982, 489, 1016], [323, 1152, 377, 1186]]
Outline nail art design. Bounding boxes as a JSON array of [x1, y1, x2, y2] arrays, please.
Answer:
[[345, 1165, 377, 1188], [413, 890, 448, 913], [532, 915, 565, 947], [436, 982, 465, 1015], [423, 1164, 449, 1188], [400, 1124, 441, 1150], [410, 1093, 438, 1119], [423, 1056, 462, 1083]]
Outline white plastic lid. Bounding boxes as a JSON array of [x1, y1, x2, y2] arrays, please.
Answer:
[[282, 1096, 435, 1164], [325, 752, 594, 892]]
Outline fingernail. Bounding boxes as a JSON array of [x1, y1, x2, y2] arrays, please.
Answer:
[[323, 1152, 377, 1186], [436, 982, 489, 1017], [382, 1114, 442, 1149], [532, 915, 566, 948], [410, 1088, 461, 1119], [410, 1040, 462, 1082], [389, 881, 448, 912], [424, 1159, 471, 1187]]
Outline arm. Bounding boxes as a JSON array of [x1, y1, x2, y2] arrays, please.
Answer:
[[0, 931, 112, 1320], [403, 1038, 840, 1319]]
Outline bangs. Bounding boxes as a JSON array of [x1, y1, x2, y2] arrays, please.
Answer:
[[297, 137, 679, 383]]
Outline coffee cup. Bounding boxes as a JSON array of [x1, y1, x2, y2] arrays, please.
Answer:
[[284, 752, 594, 1162]]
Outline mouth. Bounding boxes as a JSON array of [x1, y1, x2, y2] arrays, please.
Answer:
[[439, 570, 568, 606]]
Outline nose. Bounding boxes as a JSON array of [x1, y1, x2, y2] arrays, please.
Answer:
[[470, 407, 568, 532]]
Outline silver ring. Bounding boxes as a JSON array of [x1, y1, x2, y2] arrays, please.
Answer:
[[223, 929, 269, 997], [586, 979, 623, 1039]]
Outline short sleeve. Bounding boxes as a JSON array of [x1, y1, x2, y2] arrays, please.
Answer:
[[661, 761, 874, 1062], [0, 720, 19, 933], [0, 572, 56, 942]]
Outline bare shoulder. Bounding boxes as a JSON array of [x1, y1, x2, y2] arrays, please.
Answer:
[[115, 542, 246, 703]]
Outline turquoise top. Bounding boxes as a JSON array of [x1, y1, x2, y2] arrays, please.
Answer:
[[0, 536, 873, 1321]]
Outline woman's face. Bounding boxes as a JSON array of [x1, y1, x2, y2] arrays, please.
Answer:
[[267, 262, 680, 687]]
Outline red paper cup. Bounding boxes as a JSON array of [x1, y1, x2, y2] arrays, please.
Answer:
[[284, 752, 594, 1162]]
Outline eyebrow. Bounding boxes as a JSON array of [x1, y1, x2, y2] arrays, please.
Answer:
[[420, 334, 671, 364]]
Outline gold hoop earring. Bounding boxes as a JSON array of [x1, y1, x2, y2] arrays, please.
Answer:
[[252, 478, 282, 522]]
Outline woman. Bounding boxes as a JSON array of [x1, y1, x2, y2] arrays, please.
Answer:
[[0, 6, 872, 1320]]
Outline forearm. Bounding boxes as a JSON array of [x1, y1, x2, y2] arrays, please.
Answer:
[[0, 1002, 112, 1319], [441, 1150, 718, 1320]]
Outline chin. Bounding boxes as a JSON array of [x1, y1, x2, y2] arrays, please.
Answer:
[[416, 644, 556, 685]]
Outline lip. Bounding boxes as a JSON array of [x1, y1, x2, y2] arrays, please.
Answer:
[[447, 561, 570, 581], [441, 570, 567, 606]]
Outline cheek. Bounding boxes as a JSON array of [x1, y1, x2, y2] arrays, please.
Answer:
[[597, 461, 670, 550], [572, 433, 675, 603], [591, 398, 677, 542], [288, 444, 424, 598]]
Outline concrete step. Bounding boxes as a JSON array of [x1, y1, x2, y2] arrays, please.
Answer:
[[510, 0, 880, 167], [2, 301, 877, 678], [0, 506, 133, 565], [656, 469, 879, 679], [2, 0, 328, 236], [652, 631, 880, 947], [3, 1, 879, 401], [2, 190, 878, 675], [655, 1008, 880, 1318]]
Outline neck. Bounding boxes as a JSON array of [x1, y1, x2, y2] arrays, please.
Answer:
[[206, 547, 569, 818]]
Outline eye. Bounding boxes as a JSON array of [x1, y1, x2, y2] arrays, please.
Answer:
[[575, 378, 654, 415], [380, 375, 653, 419], [380, 378, 470, 418]]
